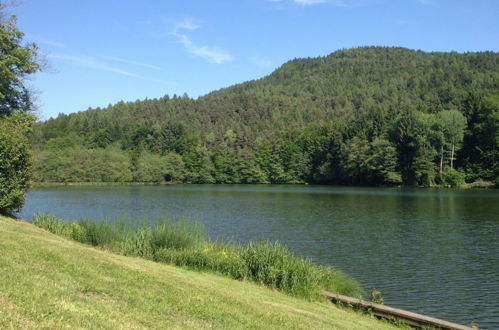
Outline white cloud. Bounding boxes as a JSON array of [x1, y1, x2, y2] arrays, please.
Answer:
[[171, 19, 233, 64], [102, 56, 163, 71], [26, 35, 65, 48]]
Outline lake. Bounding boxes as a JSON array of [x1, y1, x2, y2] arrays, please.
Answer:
[[18, 185, 499, 328]]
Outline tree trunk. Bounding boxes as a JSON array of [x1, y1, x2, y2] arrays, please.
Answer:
[[440, 145, 444, 175], [451, 143, 455, 169]]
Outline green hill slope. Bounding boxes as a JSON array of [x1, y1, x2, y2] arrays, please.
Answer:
[[0, 215, 397, 329], [31, 47, 498, 186]]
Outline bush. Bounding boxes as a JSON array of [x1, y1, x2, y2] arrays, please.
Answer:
[[0, 115, 34, 215], [442, 168, 466, 187]]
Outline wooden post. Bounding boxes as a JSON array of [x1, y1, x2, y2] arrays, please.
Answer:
[[320, 291, 473, 330]]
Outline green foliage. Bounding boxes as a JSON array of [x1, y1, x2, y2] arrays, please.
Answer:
[[32, 214, 363, 300], [457, 92, 499, 182], [0, 14, 41, 115], [134, 151, 185, 183], [30, 47, 499, 186], [442, 168, 466, 187], [344, 137, 400, 185], [150, 218, 204, 250], [121, 226, 152, 257], [0, 11, 39, 214], [370, 287, 384, 304], [391, 110, 469, 186], [33, 214, 71, 236], [0, 114, 34, 214], [33, 146, 133, 183]]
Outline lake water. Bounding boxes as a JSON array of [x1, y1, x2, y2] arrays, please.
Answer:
[[18, 185, 499, 328]]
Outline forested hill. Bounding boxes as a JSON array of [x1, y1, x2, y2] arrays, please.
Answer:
[[31, 47, 499, 186]]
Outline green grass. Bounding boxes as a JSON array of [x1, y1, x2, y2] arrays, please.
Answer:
[[0, 215, 399, 329], [33, 214, 362, 300]]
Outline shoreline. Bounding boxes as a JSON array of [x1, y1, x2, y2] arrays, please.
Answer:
[[30, 180, 495, 189]]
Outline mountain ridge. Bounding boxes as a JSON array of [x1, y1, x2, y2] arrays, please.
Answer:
[[31, 46, 499, 186]]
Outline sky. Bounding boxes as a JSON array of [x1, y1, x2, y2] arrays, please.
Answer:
[[9, 0, 499, 120]]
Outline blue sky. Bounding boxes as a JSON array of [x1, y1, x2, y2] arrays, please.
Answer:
[[11, 0, 499, 119]]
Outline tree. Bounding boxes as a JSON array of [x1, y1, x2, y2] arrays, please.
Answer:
[[437, 110, 466, 170], [0, 9, 40, 214], [391, 109, 418, 185], [1, 14, 41, 115], [457, 92, 498, 181]]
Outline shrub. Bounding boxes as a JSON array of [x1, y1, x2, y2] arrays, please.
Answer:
[[443, 168, 466, 187], [0, 115, 34, 215]]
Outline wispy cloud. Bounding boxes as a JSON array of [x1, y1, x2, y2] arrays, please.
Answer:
[[48, 53, 141, 78], [268, 0, 371, 6], [26, 35, 65, 48], [171, 19, 233, 64], [176, 18, 201, 31], [416, 0, 434, 5], [102, 56, 163, 71], [48, 53, 176, 85], [294, 0, 327, 5], [268, 0, 326, 5], [250, 55, 272, 68]]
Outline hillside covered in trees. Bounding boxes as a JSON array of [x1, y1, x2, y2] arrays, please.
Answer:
[[31, 47, 499, 186]]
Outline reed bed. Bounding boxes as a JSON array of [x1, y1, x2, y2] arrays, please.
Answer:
[[33, 213, 362, 300]]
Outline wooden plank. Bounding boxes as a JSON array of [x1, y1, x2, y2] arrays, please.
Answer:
[[320, 290, 473, 330]]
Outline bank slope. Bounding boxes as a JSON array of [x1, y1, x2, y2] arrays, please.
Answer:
[[0, 216, 396, 329]]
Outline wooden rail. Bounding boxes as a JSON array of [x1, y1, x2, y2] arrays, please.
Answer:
[[320, 291, 473, 330]]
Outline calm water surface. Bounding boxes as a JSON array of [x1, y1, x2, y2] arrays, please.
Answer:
[[19, 185, 499, 328]]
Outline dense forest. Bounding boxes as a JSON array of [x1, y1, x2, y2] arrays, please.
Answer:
[[31, 47, 499, 186]]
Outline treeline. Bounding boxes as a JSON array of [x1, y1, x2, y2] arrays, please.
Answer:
[[31, 47, 499, 186]]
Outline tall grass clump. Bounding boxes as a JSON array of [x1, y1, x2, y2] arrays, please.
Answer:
[[33, 214, 71, 237], [32, 214, 363, 300], [237, 242, 362, 299], [150, 218, 204, 251], [121, 225, 152, 257]]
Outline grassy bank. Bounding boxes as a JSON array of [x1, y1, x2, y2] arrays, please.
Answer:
[[32, 214, 362, 300], [0, 215, 397, 329]]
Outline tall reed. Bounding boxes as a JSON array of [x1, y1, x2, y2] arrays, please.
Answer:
[[32, 213, 363, 300]]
